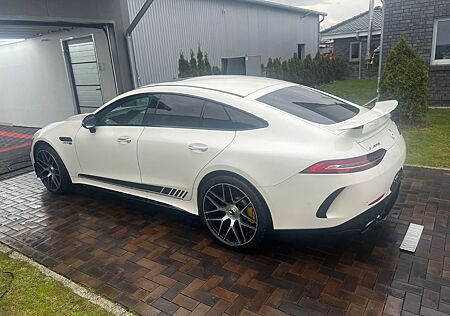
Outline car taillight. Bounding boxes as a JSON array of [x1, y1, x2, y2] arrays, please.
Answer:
[[301, 149, 386, 174]]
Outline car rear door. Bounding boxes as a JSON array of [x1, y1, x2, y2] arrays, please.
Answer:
[[137, 94, 235, 199]]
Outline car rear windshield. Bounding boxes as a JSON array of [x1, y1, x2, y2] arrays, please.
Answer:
[[257, 86, 360, 125]]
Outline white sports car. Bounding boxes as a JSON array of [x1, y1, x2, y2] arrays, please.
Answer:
[[31, 76, 405, 249]]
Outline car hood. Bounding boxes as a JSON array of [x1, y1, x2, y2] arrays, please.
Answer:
[[66, 113, 89, 122]]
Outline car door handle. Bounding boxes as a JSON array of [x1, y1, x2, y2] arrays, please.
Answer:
[[117, 136, 132, 144], [188, 143, 208, 152]]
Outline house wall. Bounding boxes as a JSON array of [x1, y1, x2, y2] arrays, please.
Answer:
[[0, 28, 116, 127], [333, 35, 380, 79], [127, 0, 320, 85], [382, 0, 450, 107]]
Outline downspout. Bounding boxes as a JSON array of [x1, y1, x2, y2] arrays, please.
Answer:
[[377, 0, 385, 99], [319, 14, 325, 53], [366, 0, 375, 62], [126, 0, 155, 89]]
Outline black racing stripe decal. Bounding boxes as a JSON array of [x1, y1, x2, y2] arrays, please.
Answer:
[[78, 174, 189, 200]]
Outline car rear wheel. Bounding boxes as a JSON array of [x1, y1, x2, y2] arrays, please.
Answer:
[[198, 175, 269, 250], [34, 143, 72, 194]]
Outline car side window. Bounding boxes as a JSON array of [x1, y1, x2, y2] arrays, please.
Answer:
[[224, 106, 268, 130], [96, 95, 150, 126], [202, 102, 234, 130], [153, 94, 205, 128]]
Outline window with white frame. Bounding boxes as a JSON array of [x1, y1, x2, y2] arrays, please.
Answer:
[[349, 42, 361, 62], [432, 18, 450, 65]]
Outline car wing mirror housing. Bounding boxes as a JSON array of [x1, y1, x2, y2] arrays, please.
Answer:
[[82, 114, 97, 133]]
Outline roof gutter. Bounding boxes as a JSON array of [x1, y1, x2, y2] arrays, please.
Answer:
[[126, 0, 155, 89]]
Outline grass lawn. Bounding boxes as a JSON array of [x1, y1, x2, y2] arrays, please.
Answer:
[[319, 79, 378, 105], [401, 109, 450, 168], [318, 79, 450, 169], [0, 252, 111, 315]]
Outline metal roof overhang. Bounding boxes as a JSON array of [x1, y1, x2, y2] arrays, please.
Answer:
[[237, 0, 326, 16]]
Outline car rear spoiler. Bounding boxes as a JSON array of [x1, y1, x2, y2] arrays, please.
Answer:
[[337, 100, 398, 132]]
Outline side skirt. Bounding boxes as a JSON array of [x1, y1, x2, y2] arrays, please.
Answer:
[[78, 173, 189, 200]]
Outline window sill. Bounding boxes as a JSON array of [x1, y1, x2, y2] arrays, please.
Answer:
[[430, 63, 450, 71]]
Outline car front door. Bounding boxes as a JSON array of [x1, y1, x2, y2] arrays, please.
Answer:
[[75, 94, 152, 183], [138, 94, 236, 199]]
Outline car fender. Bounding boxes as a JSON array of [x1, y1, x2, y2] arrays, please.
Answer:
[[32, 121, 83, 177]]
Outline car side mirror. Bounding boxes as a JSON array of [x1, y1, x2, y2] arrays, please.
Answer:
[[82, 114, 97, 133]]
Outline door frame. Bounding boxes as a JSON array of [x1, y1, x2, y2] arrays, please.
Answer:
[[62, 34, 105, 114]]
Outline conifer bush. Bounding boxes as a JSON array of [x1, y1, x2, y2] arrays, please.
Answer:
[[178, 47, 221, 78], [264, 53, 344, 86], [379, 36, 428, 124]]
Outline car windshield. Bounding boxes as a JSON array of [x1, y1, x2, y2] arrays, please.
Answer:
[[257, 85, 360, 125]]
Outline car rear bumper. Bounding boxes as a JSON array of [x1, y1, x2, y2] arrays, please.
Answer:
[[320, 168, 401, 233], [262, 135, 406, 230]]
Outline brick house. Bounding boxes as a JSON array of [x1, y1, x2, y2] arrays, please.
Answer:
[[381, 0, 450, 107], [321, 7, 383, 79]]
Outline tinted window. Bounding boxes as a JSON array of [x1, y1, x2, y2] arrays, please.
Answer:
[[225, 107, 268, 130], [202, 102, 234, 129], [153, 94, 205, 128], [97, 95, 149, 126], [257, 86, 359, 125]]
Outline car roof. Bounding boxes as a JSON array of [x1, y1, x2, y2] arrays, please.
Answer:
[[142, 75, 289, 97]]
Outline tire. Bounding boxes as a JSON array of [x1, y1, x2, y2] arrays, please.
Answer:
[[198, 174, 270, 250], [34, 143, 72, 195]]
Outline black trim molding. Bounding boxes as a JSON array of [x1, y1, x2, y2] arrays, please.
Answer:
[[316, 187, 345, 219], [78, 174, 188, 200]]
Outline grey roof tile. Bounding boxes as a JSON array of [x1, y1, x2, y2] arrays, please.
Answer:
[[321, 6, 382, 36]]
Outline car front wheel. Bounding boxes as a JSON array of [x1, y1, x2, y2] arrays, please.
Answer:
[[34, 143, 72, 194], [198, 175, 270, 250]]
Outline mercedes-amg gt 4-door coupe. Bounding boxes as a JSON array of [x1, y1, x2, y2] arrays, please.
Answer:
[[31, 76, 405, 249]]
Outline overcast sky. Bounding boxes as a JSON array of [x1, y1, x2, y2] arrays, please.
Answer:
[[274, 0, 382, 29]]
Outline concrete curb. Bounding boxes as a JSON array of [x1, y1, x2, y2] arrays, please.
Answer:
[[405, 164, 450, 172], [0, 243, 134, 316]]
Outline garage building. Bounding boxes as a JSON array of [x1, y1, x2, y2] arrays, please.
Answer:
[[0, 0, 324, 128]]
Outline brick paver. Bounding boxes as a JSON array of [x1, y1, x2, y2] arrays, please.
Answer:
[[0, 125, 38, 178], [0, 166, 449, 315]]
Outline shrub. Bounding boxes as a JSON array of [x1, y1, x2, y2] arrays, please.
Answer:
[[204, 53, 212, 74], [264, 52, 345, 86], [189, 50, 198, 77], [178, 47, 221, 78], [379, 36, 428, 124], [178, 52, 190, 78], [212, 66, 221, 75]]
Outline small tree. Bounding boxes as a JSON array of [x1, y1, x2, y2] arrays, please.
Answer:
[[197, 46, 205, 76], [379, 36, 428, 124], [204, 53, 212, 75], [266, 58, 274, 78], [178, 52, 190, 78], [189, 49, 198, 77], [211, 65, 221, 75]]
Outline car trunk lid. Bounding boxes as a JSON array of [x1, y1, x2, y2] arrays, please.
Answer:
[[335, 100, 399, 152]]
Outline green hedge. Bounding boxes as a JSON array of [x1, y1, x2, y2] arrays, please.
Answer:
[[379, 36, 428, 124], [264, 52, 345, 86]]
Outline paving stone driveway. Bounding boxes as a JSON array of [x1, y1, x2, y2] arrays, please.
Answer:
[[0, 166, 449, 316], [0, 125, 38, 179]]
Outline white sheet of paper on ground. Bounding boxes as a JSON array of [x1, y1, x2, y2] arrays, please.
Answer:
[[399, 223, 424, 252]]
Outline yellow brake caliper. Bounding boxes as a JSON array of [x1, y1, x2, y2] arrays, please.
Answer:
[[246, 205, 256, 223]]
